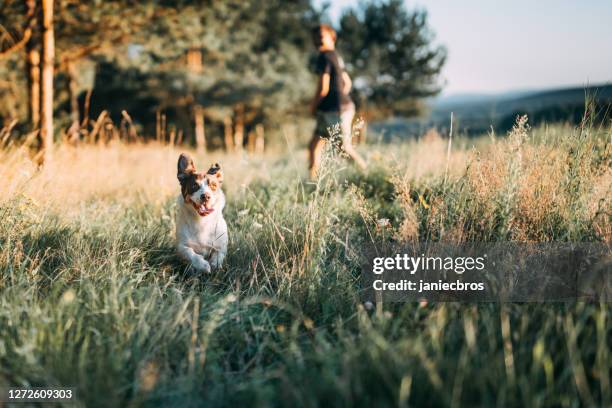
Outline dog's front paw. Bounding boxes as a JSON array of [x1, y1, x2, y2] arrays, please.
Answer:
[[209, 251, 225, 270], [191, 255, 211, 274]]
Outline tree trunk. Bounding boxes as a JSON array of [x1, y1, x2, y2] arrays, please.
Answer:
[[255, 123, 265, 154], [168, 126, 176, 146], [39, 0, 55, 164], [67, 61, 80, 144], [156, 110, 161, 142], [233, 104, 244, 152], [223, 115, 234, 152], [25, 40, 40, 130], [247, 130, 256, 153], [193, 105, 206, 153], [160, 113, 166, 143]]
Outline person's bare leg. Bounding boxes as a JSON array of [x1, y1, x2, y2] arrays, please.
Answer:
[[341, 139, 367, 170], [340, 106, 367, 170], [308, 133, 326, 179]]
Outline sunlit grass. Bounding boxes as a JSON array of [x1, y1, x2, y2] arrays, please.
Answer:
[[0, 120, 610, 407]]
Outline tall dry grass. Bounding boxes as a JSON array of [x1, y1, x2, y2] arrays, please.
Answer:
[[0, 118, 610, 407], [392, 117, 611, 242]]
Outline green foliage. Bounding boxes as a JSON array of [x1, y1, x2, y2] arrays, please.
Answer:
[[1, 0, 322, 141], [69, 0, 322, 144], [338, 0, 446, 118], [1, 0, 449, 144]]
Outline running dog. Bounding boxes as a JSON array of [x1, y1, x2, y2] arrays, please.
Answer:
[[176, 153, 227, 274]]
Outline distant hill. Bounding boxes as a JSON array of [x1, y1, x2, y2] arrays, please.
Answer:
[[372, 84, 612, 138], [433, 89, 534, 109]]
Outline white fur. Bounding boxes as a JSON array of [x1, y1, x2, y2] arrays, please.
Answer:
[[175, 188, 228, 274]]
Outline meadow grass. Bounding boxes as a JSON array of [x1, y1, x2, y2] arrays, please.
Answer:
[[0, 119, 610, 407]]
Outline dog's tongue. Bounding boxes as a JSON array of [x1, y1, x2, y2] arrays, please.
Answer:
[[197, 204, 214, 217]]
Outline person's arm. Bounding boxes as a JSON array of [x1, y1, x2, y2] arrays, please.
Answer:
[[342, 71, 352, 94], [310, 72, 330, 115]]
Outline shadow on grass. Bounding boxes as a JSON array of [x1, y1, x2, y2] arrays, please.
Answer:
[[15, 223, 205, 289]]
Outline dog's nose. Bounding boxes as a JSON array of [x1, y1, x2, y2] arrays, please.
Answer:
[[201, 192, 211, 202]]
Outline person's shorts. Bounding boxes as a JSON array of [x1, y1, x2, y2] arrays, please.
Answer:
[[314, 103, 355, 142]]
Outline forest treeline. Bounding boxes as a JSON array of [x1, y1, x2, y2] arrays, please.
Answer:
[[0, 0, 445, 162]]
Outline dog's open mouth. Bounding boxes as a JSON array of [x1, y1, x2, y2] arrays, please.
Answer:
[[193, 202, 214, 217]]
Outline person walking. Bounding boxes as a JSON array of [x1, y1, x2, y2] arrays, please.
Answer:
[[308, 24, 366, 178]]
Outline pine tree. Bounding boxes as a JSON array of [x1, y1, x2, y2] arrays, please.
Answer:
[[118, 0, 318, 148], [338, 0, 446, 118]]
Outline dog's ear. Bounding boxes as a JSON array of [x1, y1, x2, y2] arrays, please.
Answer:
[[177, 154, 196, 183], [207, 163, 223, 183]]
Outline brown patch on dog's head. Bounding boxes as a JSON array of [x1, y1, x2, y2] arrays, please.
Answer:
[[177, 154, 203, 201], [206, 163, 223, 191]]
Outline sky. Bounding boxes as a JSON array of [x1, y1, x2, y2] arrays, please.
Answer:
[[314, 0, 612, 95]]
